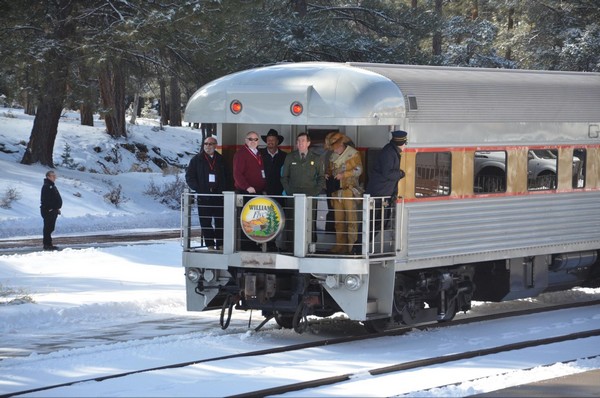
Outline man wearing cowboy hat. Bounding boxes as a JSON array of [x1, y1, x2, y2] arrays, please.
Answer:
[[260, 129, 287, 251], [260, 129, 287, 196]]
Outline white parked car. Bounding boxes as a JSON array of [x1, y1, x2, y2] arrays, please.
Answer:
[[474, 149, 582, 192]]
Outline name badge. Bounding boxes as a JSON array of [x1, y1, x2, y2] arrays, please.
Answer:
[[261, 170, 266, 178], [209, 173, 216, 183]]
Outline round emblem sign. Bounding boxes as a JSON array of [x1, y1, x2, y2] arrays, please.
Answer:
[[240, 197, 285, 243]]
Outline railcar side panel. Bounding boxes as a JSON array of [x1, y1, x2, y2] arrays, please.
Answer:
[[399, 192, 600, 270]]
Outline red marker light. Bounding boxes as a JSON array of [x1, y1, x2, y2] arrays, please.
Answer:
[[290, 101, 303, 116], [230, 100, 242, 114]]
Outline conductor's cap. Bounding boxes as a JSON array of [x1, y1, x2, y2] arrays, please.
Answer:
[[391, 130, 407, 145]]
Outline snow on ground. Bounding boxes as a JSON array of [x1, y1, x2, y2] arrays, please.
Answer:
[[0, 107, 202, 239], [1, 108, 600, 396], [2, 241, 600, 397]]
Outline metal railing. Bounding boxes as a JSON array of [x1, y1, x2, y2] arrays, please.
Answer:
[[181, 190, 399, 258]]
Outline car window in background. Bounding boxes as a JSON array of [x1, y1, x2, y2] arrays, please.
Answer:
[[474, 151, 507, 194]]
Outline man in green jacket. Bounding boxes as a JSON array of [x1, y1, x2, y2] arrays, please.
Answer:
[[281, 133, 325, 250], [281, 133, 325, 196]]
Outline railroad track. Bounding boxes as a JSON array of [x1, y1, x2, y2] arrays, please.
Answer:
[[0, 229, 182, 253], [4, 299, 600, 398], [230, 330, 600, 398]]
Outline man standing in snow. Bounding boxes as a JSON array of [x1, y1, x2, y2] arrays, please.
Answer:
[[40, 170, 63, 251], [186, 137, 229, 250]]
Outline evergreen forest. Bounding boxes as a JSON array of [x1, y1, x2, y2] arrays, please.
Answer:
[[1, 0, 598, 166]]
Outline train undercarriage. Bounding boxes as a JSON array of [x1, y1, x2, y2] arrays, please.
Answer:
[[189, 249, 600, 333], [198, 265, 476, 333]]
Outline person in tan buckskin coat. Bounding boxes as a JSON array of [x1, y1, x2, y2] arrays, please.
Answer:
[[325, 132, 363, 254]]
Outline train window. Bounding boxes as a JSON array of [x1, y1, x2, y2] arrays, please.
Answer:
[[474, 151, 506, 194], [527, 149, 558, 191], [573, 148, 586, 189], [415, 152, 451, 197]]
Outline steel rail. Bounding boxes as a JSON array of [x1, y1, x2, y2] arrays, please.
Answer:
[[3, 300, 599, 398]]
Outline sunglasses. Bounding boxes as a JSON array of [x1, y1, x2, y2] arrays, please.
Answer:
[[204, 142, 216, 146], [246, 138, 259, 142]]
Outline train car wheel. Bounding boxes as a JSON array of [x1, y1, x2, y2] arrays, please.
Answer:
[[274, 313, 294, 329]]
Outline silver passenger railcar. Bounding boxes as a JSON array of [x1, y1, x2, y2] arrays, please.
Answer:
[[181, 62, 600, 332]]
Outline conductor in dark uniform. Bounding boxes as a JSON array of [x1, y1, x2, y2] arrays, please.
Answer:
[[40, 170, 63, 251], [185, 137, 229, 250], [366, 130, 407, 230]]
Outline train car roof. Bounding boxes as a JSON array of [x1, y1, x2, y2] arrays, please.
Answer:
[[184, 62, 600, 127], [184, 62, 405, 125], [352, 62, 600, 124]]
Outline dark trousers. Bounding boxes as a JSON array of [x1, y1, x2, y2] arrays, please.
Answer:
[[353, 198, 392, 254], [238, 192, 261, 251], [372, 198, 392, 233], [197, 195, 224, 248], [282, 197, 318, 251], [42, 211, 59, 247]]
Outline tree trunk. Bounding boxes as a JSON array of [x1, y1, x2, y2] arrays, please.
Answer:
[[432, 0, 443, 57], [505, 7, 515, 60], [291, 0, 307, 17], [129, 92, 139, 125], [24, 94, 36, 116], [99, 60, 127, 138], [168, 76, 181, 126], [471, 0, 479, 20], [80, 103, 94, 126], [78, 62, 96, 126], [21, 54, 68, 166], [21, 101, 63, 166], [22, 66, 37, 116], [159, 79, 168, 128]]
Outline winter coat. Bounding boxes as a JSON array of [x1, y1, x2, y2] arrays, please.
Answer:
[[260, 148, 287, 195], [327, 145, 363, 197], [366, 141, 405, 199], [233, 145, 266, 193], [185, 150, 228, 194], [281, 150, 325, 196], [40, 178, 62, 217]]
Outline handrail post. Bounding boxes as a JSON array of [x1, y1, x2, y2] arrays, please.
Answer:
[[181, 188, 192, 250], [294, 194, 307, 257], [395, 196, 403, 253], [362, 194, 370, 257], [223, 191, 235, 254]]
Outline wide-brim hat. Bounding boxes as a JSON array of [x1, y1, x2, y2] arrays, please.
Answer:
[[325, 132, 351, 150], [261, 129, 284, 145]]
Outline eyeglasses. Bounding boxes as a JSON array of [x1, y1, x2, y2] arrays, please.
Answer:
[[204, 142, 216, 146], [246, 138, 259, 142]]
